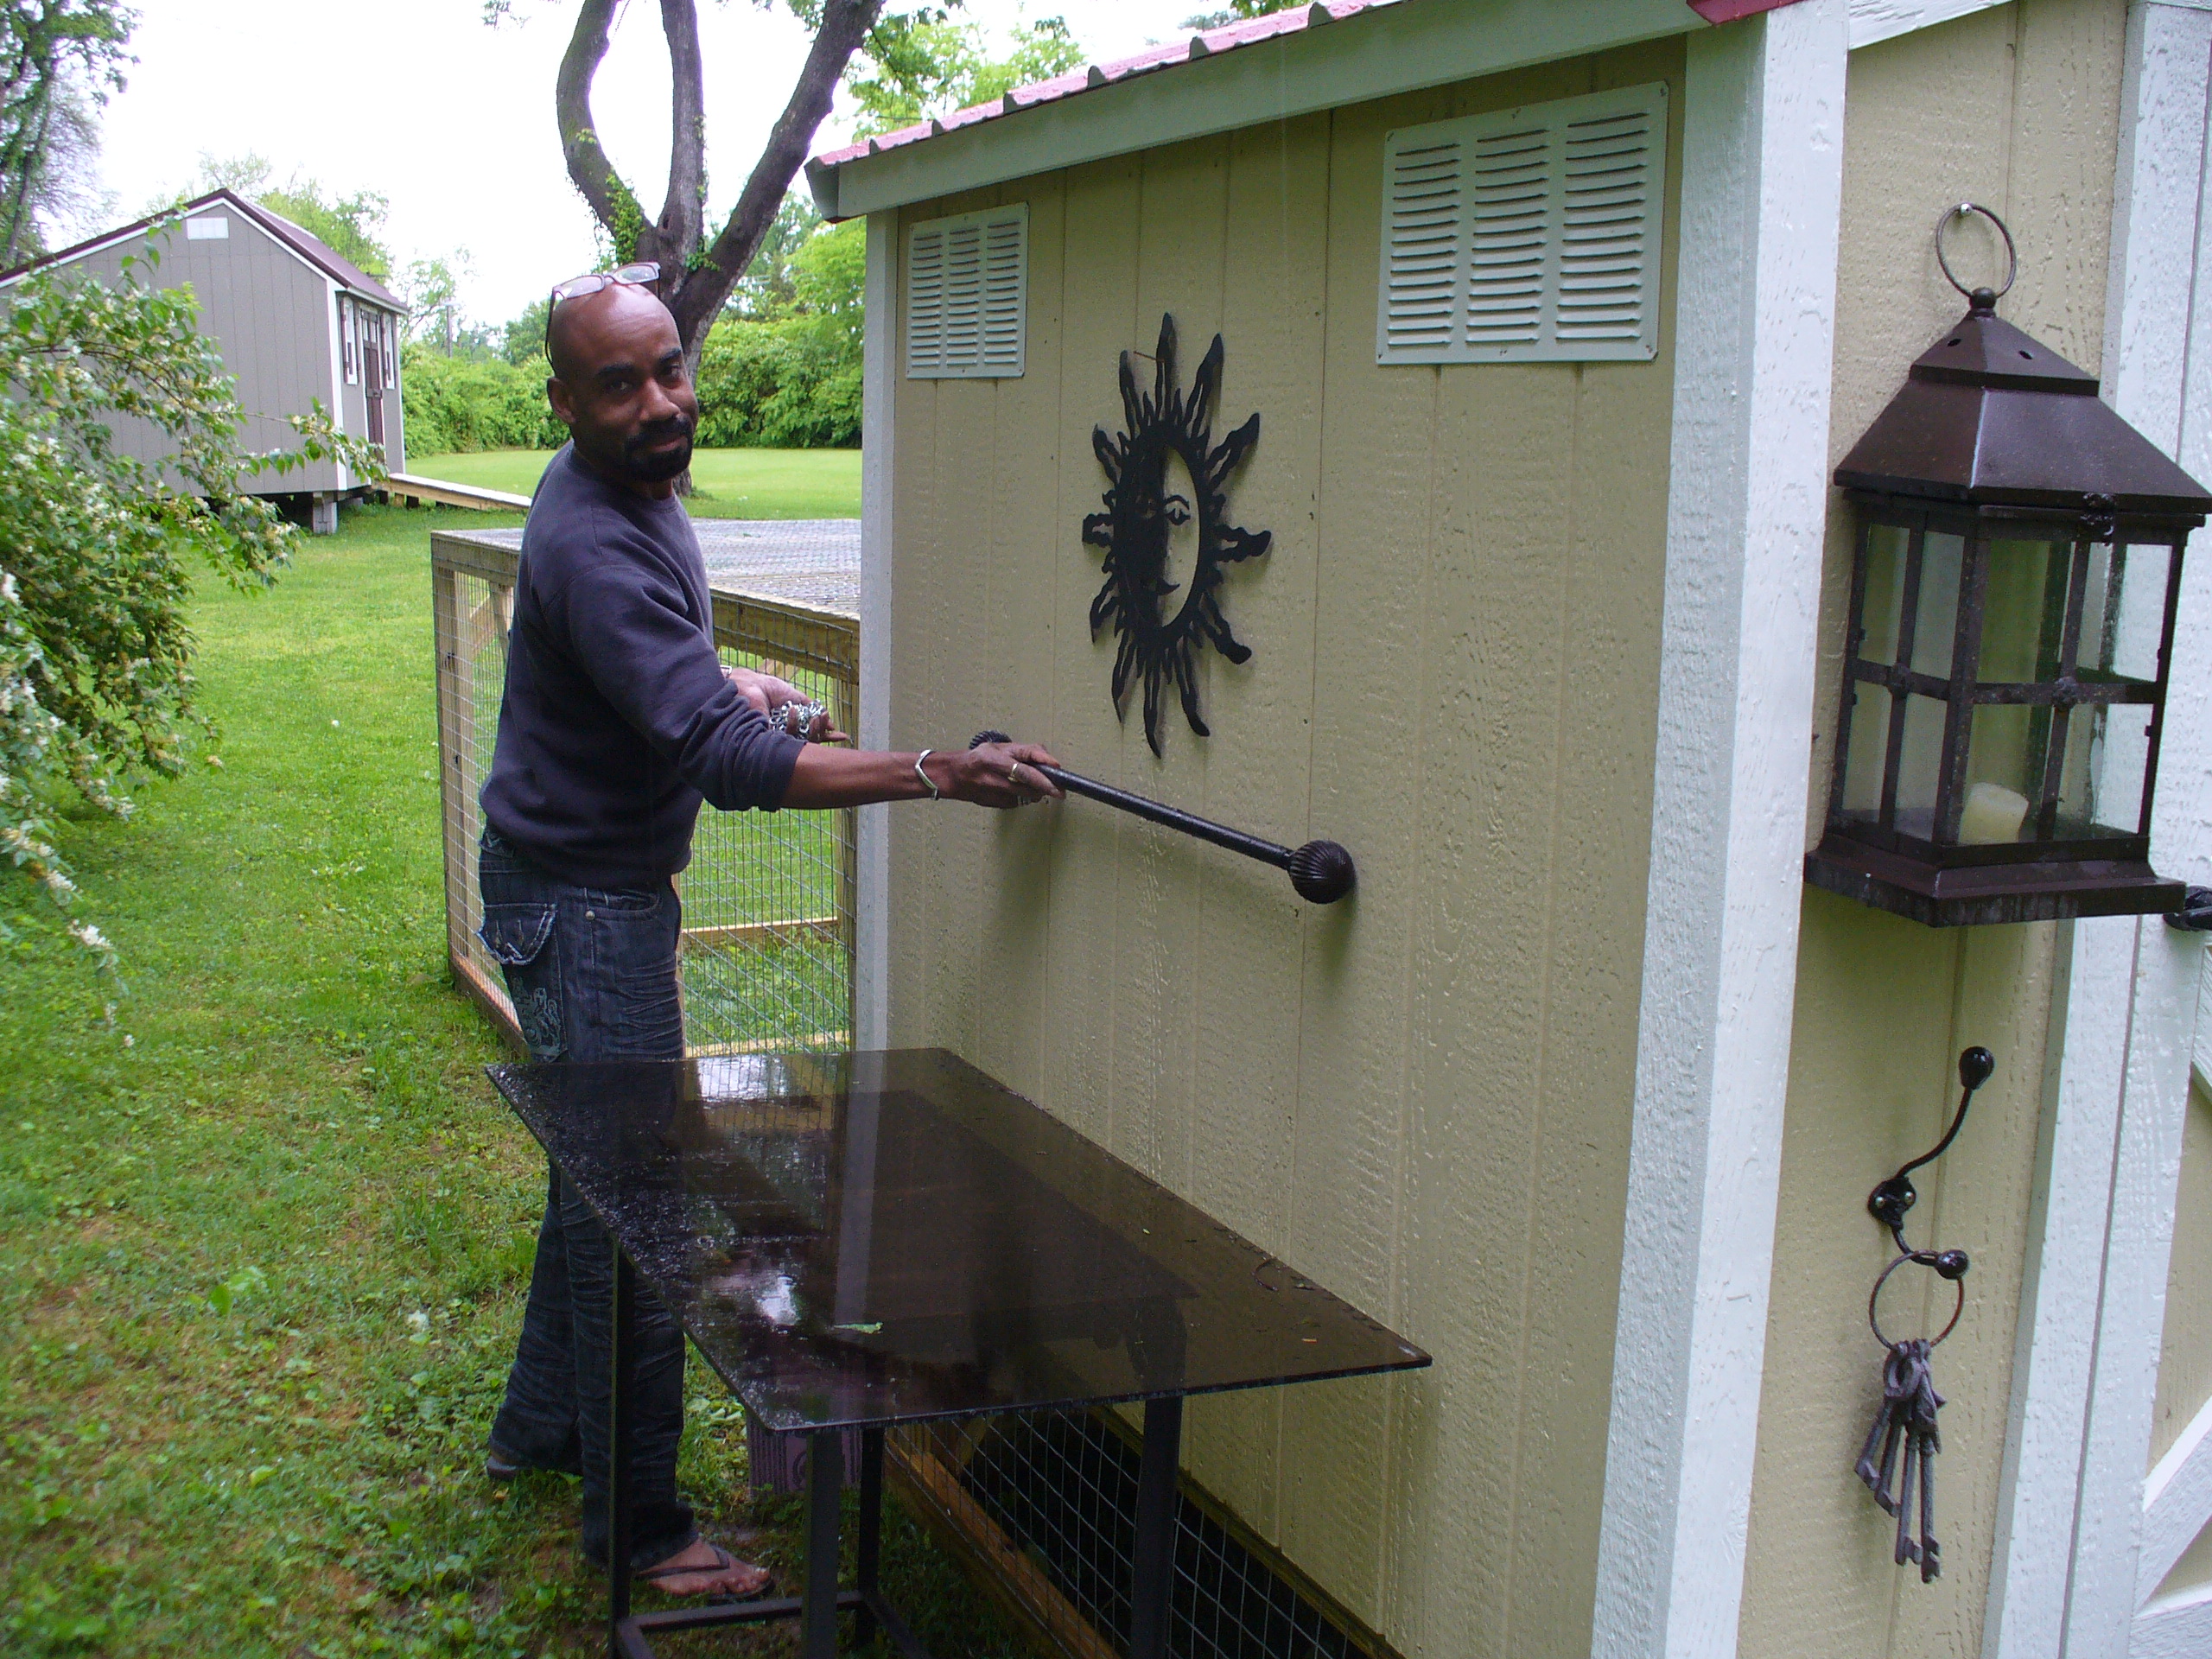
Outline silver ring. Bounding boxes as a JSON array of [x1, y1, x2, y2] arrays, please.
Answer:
[[1935, 201, 2018, 301]]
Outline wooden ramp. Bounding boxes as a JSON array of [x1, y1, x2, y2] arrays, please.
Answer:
[[383, 473, 533, 512]]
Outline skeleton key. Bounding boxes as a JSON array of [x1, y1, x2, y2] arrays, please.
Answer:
[[1854, 1339, 1917, 1514], [1906, 1352, 1944, 1583], [1855, 1337, 1945, 1579]]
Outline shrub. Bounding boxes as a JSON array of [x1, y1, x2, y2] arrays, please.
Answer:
[[397, 346, 564, 455], [693, 313, 860, 449], [0, 251, 375, 963]]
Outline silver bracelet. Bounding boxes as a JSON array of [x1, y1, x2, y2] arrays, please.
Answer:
[[914, 749, 941, 800]]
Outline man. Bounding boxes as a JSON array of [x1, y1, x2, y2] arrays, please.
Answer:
[[475, 264, 1060, 1598]]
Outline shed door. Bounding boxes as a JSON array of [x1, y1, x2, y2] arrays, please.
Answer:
[[364, 329, 385, 448]]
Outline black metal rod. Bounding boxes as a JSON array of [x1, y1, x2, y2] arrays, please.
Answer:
[[802, 1428, 844, 1659], [1128, 1395, 1184, 1659], [1048, 765, 1292, 865], [969, 733, 1356, 904], [607, 1243, 636, 1656]]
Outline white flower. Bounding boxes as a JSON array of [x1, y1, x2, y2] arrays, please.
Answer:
[[405, 1309, 429, 1332]]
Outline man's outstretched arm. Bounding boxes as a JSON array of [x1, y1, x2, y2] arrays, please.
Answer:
[[779, 740, 1063, 811]]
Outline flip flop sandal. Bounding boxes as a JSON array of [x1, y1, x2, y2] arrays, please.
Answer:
[[633, 1542, 774, 1602]]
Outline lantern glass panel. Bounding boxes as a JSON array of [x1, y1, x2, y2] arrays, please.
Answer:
[[1859, 523, 1910, 664], [1961, 706, 2039, 843], [1979, 539, 2069, 684], [1911, 531, 1966, 678], [1895, 693, 1948, 837], [2080, 544, 2162, 683], [2059, 702, 2153, 838], [1839, 683, 1892, 821]]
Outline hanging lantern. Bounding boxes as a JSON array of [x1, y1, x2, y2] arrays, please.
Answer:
[[1808, 206, 2212, 928]]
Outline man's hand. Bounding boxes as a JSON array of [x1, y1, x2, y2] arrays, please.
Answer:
[[723, 664, 840, 741], [927, 742, 1065, 810], [722, 664, 803, 714]]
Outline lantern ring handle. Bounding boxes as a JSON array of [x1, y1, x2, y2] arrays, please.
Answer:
[[1935, 201, 2018, 302], [1869, 1251, 1967, 1350]]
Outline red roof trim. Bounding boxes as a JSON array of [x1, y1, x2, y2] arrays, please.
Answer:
[[811, 2, 1384, 173], [810, 0, 1816, 182], [1684, 0, 1811, 20]]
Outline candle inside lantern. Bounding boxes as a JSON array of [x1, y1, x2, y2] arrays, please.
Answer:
[[1958, 781, 2030, 845]]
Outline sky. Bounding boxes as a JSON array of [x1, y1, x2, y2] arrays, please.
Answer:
[[89, 0, 1217, 327]]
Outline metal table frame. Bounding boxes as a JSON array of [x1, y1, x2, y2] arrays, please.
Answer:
[[606, 1251, 1187, 1659]]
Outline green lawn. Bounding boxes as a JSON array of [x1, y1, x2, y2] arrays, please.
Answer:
[[406, 448, 861, 519], [0, 501, 1015, 1657]]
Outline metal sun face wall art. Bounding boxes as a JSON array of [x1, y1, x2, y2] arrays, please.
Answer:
[[1085, 314, 1271, 756]]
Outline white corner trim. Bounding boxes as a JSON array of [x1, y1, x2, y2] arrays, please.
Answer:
[[323, 279, 351, 492], [2131, 1585, 2212, 1659], [1590, 4, 1849, 1656], [2194, 950, 2212, 1095], [2141, 1393, 2212, 1602], [1985, 918, 2147, 1657], [855, 210, 897, 1051], [1985, 6, 2212, 1655]]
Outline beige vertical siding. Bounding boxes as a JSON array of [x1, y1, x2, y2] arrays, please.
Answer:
[[884, 36, 1686, 1659], [1741, 4, 2126, 1656], [30, 214, 349, 493]]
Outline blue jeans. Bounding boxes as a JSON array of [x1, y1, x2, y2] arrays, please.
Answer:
[[475, 829, 695, 1573]]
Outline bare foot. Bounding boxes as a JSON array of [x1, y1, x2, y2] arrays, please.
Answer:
[[636, 1538, 771, 1599]]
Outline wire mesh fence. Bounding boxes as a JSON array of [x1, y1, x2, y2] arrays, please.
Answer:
[[430, 527, 857, 1054], [887, 1408, 1393, 1659]]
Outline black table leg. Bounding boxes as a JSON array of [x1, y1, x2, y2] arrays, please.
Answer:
[[804, 1427, 846, 1658], [608, 1244, 638, 1658], [856, 1428, 884, 1649], [1128, 1396, 1183, 1659]]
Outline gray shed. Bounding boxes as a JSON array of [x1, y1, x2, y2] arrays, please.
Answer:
[[0, 187, 407, 531]]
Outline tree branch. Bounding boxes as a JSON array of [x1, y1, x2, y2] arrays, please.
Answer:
[[655, 0, 707, 269], [664, 0, 881, 348], [555, 0, 643, 251]]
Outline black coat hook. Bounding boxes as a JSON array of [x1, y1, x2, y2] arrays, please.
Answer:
[[1867, 1046, 1993, 1271]]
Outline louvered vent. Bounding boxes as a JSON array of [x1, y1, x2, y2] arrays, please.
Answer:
[[907, 204, 1027, 378], [1376, 84, 1668, 365], [1382, 135, 1462, 355]]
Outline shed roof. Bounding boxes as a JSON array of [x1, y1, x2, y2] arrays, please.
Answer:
[[0, 188, 405, 311], [806, 0, 1813, 218]]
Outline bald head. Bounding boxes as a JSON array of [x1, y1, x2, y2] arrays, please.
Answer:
[[543, 282, 698, 495], [547, 281, 675, 383]]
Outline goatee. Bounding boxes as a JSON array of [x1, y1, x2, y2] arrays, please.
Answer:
[[624, 419, 695, 483]]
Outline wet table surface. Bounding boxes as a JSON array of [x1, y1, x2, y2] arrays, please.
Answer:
[[488, 1048, 1429, 1433]]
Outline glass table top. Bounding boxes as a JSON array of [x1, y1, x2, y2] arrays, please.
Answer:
[[489, 1049, 1429, 1431]]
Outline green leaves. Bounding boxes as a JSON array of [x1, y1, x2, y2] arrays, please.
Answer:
[[0, 0, 136, 266], [205, 1264, 267, 1318], [397, 346, 565, 455], [846, 9, 1083, 138], [0, 255, 376, 965]]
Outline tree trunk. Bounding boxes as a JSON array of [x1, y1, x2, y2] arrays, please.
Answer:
[[556, 0, 885, 367]]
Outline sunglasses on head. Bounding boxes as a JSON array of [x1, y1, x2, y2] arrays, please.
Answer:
[[550, 261, 660, 305], [544, 261, 662, 350]]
